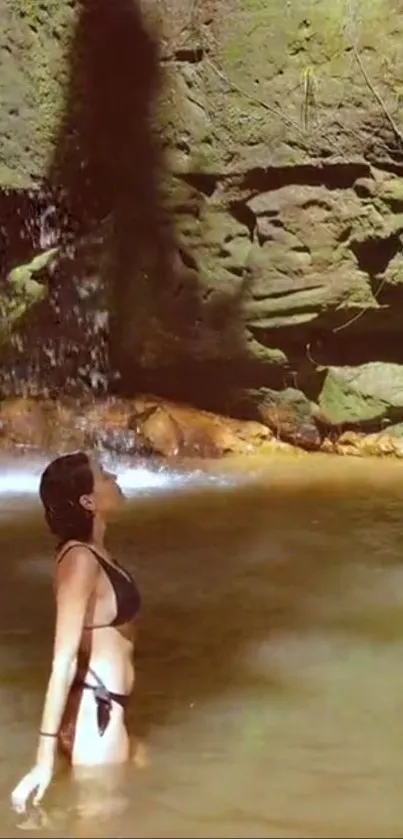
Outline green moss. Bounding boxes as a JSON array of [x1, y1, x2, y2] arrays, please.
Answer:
[[8, 0, 68, 28], [8, 247, 58, 287], [241, 0, 268, 11], [0, 248, 57, 346], [30, 41, 61, 147], [245, 336, 289, 366], [318, 362, 403, 424], [187, 143, 223, 173], [0, 164, 32, 189], [1, 248, 56, 342], [222, 3, 285, 73], [5, 0, 74, 172], [222, 39, 245, 70], [223, 0, 388, 78], [378, 178, 403, 205], [8, 0, 40, 27]]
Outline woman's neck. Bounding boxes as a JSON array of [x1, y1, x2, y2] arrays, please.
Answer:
[[91, 516, 106, 549]]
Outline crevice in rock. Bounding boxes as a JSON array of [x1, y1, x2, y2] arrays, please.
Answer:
[[245, 323, 403, 407], [350, 233, 402, 275], [225, 264, 246, 278], [370, 159, 403, 176], [173, 46, 204, 63], [235, 161, 371, 194], [179, 172, 218, 196], [228, 200, 255, 240], [178, 245, 198, 272], [306, 330, 403, 368], [250, 282, 323, 302], [337, 225, 353, 243], [368, 275, 403, 307], [116, 356, 288, 414]]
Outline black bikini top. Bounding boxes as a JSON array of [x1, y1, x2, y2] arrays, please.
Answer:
[[57, 542, 141, 629]]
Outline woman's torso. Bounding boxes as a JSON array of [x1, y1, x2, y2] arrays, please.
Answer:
[[56, 540, 141, 696]]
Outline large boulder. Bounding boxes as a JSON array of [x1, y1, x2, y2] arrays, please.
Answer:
[[318, 362, 403, 425]]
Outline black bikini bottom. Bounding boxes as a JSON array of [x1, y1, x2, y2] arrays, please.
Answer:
[[58, 670, 129, 760], [75, 672, 129, 737]]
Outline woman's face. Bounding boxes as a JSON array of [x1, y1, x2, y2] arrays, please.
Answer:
[[81, 458, 125, 518]]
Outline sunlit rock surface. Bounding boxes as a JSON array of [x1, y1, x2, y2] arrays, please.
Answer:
[[1, 395, 403, 460]]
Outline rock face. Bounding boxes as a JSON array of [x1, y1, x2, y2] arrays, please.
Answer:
[[3, 0, 403, 445]]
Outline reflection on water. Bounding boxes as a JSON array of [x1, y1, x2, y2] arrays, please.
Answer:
[[1, 454, 403, 838]]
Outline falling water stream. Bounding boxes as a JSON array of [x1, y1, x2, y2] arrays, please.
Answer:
[[0, 451, 403, 838]]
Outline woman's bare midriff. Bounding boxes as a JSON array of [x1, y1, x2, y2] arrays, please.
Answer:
[[59, 623, 136, 767]]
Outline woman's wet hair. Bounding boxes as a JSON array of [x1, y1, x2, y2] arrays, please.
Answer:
[[39, 452, 94, 546]]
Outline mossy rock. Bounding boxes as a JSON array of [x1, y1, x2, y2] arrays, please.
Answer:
[[377, 178, 403, 209], [0, 248, 55, 342], [319, 362, 403, 424], [2, 0, 75, 184]]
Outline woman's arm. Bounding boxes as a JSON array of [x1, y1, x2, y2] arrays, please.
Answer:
[[11, 546, 99, 812], [35, 546, 99, 766]]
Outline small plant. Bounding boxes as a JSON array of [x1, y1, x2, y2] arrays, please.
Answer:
[[301, 66, 317, 131]]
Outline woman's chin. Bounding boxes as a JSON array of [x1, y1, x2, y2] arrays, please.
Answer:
[[103, 499, 125, 523], [111, 494, 126, 514]]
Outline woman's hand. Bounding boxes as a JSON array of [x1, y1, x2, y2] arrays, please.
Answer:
[[11, 762, 54, 814]]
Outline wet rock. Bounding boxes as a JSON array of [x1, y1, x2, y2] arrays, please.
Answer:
[[129, 402, 183, 458], [0, 395, 275, 459], [129, 395, 272, 458], [0, 398, 57, 450], [234, 387, 322, 451], [0, 397, 135, 454], [4, 393, 403, 460], [0, 250, 53, 345], [77, 400, 156, 456], [322, 430, 403, 458], [0, 225, 111, 398], [88, 428, 140, 456]]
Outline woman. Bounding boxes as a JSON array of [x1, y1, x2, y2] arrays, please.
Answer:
[[11, 451, 141, 814]]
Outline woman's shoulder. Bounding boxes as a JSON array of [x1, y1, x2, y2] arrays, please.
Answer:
[[55, 540, 103, 568], [56, 539, 86, 559], [55, 542, 103, 589]]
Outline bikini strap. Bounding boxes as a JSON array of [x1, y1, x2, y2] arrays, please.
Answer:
[[86, 666, 110, 700], [57, 542, 106, 566], [57, 543, 131, 583]]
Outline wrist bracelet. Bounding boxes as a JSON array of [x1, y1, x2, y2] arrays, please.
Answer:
[[39, 731, 58, 738]]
